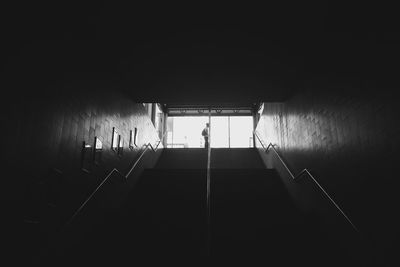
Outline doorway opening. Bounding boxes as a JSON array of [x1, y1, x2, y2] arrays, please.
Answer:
[[166, 116, 254, 148]]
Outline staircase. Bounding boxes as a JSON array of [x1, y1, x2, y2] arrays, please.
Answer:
[[44, 148, 361, 266]]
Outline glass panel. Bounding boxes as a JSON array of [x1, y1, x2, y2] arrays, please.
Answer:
[[210, 117, 229, 148], [229, 116, 254, 147], [167, 116, 209, 148]]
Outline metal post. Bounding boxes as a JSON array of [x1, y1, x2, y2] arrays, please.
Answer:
[[252, 111, 257, 148], [206, 107, 212, 258], [162, 112, 168, 147], [228, 116, 231, 148]]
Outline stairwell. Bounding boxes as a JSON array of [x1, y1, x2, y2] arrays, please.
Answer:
[[45, 148, 361, 266]]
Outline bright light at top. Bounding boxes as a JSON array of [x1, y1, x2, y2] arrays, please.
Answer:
[[167, 116, 253, 148]]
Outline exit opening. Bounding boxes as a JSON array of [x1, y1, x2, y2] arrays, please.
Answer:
[[166, 116, 254, 148]]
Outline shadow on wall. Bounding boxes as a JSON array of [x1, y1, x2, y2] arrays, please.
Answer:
[[255, 84, 400, 266], [3, 83, 161, 265]]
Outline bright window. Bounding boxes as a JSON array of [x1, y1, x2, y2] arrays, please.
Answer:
[[166, 116, 253, 148]]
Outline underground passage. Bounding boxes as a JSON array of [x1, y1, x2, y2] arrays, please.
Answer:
[[3, 5, 400, 267]]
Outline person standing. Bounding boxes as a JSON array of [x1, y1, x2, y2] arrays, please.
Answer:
[[202, 123, 210, 149]]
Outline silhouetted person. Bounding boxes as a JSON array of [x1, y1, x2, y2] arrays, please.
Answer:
[[202, 123, 210, 149]]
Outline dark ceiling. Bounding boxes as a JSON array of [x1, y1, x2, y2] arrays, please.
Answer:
[[3, 2, 399, 104]]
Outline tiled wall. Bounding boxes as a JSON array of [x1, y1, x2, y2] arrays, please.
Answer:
[[4, 84, 161, 231], [255, 84, 399, 264]]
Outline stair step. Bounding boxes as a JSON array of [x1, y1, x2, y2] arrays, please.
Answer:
[[45, 149, 361, 266]]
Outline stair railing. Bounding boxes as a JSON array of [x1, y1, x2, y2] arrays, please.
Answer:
[[254, 130, 359, 233], [65, 133, 166, 227]]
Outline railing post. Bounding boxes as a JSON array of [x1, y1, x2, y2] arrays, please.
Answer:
[[206, 107, 212, 259], [162, 112, 168, 147]]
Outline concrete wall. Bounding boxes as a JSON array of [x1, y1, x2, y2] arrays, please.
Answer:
[[3, 82, 162, 263], [255, 83, 399, 265]]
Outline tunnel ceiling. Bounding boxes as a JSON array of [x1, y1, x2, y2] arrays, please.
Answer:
[[4, 3, 399, 104]]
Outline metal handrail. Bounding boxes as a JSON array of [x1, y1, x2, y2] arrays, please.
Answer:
[[65, 133, 166, 227], [254, 130, 359, 233]]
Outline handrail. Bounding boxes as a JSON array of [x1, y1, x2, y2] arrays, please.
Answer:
[[65, 132, 166, 227], [254, 130, 359, 233]]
